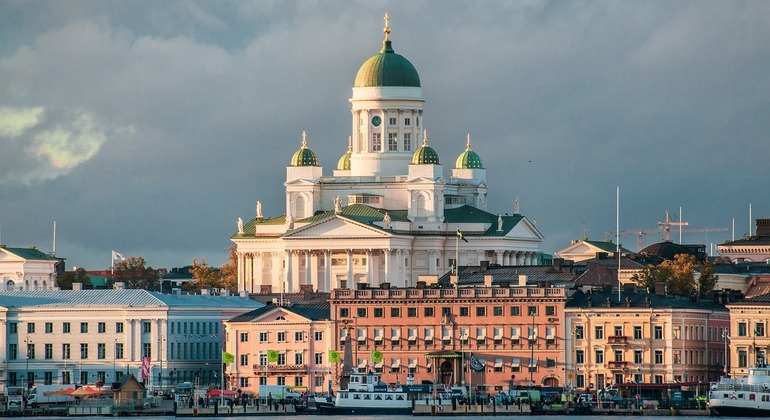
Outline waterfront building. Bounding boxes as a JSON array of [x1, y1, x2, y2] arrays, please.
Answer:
[[565, 289, 728, 400], [555, 239, 631, 263], [0, 245, 63, 292], [717, 218, 770, 263], [725, 293, 770, 377], [328, 280, 567, 393], [0, 287, 262, 393], [231, 16, 543, 295], [223, 303, 333, 395]]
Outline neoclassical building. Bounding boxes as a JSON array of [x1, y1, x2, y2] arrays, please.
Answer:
[[0, 246, 63, 292], [232, 16, 543, 294]]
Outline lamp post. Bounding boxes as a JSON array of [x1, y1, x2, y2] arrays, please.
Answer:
[[24, 337, 33, 391], [723, 330, 730, 376]]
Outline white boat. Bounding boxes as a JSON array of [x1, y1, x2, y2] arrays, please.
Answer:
[[709, 364, 770, 416], [316, 369, 432, 415]]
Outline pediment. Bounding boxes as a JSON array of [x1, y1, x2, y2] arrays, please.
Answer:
[[284, 179, 318, 186], [506, 218, 544, 241], [283, 216, 390, 239], [253, 307, 311, 323], [406, 177, 445, 184]]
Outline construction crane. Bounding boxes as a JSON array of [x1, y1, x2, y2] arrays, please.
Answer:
[[606, 211, 728, 251]]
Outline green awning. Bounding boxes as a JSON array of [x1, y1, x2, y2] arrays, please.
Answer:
[[425, 350, 462, 359]]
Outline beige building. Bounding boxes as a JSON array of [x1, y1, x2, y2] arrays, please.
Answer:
[[0, 246, 63, 292], [726, 293, 770, 377], [565, 289, 728, 399]]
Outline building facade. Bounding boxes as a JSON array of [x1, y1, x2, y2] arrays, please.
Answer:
[[0, 246, 63, 292], [0, 288, 262, 393], [231, 16, 543, 295], [223, 303, 333, 395], [717, 218, 770, 263], [725, 293, 770, 377], [565, 290, 729, 399], [328, 283, 567, 393]]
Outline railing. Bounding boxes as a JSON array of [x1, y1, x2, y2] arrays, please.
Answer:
[[608, 361, 628, 369], [331, 287, 566, 300], [608, 336, 629, 345]]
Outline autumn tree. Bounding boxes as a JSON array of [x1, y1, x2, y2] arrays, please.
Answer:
[[219, 245, 238, 291], [187, 246, 238, 293], [57, 267, 92, 289], [113, 256, 160, 290], [632, 253, 719, 297]]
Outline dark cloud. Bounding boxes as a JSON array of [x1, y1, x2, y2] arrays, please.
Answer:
[[0, 1, 768, 269]]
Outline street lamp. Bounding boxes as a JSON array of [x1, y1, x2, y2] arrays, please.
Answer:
[[723, 330, 730, 376], [24, 337, 33, 390]]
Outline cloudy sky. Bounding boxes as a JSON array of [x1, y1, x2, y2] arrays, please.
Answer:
[[1, 1, 768, 270]]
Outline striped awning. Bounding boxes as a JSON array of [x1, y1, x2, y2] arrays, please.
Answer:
[[425, 350, 462, 359]]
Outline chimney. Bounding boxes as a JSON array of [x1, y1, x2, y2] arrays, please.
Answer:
[[300, 284, 314, 294], [480, 260, 489, 272], [72, 282, 82, 291], [757, 219, 770, 236], [484, 275, 493, 287], [450, 275, 458, 287], [654, 282, 666, 296], [518, 274, 528, 287], [201, 288, 210, 295], [552, 258, 564, 268], [587, 296, 593, 308], [596, 252, 608, 259]]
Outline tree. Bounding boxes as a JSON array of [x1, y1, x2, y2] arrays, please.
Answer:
[[57, 267, 92, 289], [219, 245, 238, 291], [113, 256, 160, 290], [631, 253, 719, 297], [187, 247, 238, 293]]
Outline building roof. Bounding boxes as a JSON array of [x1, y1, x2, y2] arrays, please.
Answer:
[[0, 289, 263, 310], [437, 264, 579, 286], [0, 246, 60, 261], [411, 137, 439, 165], [354, 28, 420, 88], [640, 241, 706, 262], [566, 290, 727, 311], [455, 136, 483, 169], [719, 235, 770, 247], [228, 303, 330, 323], [289, 133, 318, 167]]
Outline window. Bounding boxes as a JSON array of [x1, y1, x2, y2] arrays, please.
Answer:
[[8, 344, 17, 360], [80, 343, 89, 359], [654, 325, 663, 339], [62, 344, 71, 360], [277, 376, 285, 386], [546, 358, 556, 367], [528, 306, 538, 316], [44, 372, 53, 385], [576, 374, 585, 389], [295, 353, 304, 365], [595, 350, 604, 364], [240, 354, 249, 366], [240, 332, 249, 342], [116, 343, 124, 359], [424, 307, 434, 317], [79, 322, 88, 333], [595, 326, 604, 339], [9, 322, 18, 334], [405, 118, 411, 126], [459, 307, 469, 317], [374, 308, 384, 317], [63, 322, 71, 333], [295, 331, 304, 342], [277, 353, 286, 365], [357, 308, 367, 318], [45, 322, 53, 333], [95, 343, 105, 359], [757, 323, 766, 337], [390, 307, 400, 317], [476, 307, 486, 316], [738, 322, 747, 336], [143, 322, 151, 333], [654, 350, 663, 364], [545, 306, 555, 316], [614, 349, 623, 361], [633, 326, 642, 339], [574, 325, 584, 339], [27, 343, 35, 360], [372, 133, 382, 151], [403, 133, 411, 151], [493, 306, 503, 316], [407, 308, 417, 317], [315, 352, 323, 364], [314, 331, 323, 341], [634, 350, 643, 364], [576, 349, 584, 364], [240, 377, 249, 388], [98, 322, 106, 333], [116, 322, 123, 333], [27, 322, 36, 333], [277, 332, 286, 342], [260, 332, 268, 342], [389, 117, 397, 126], [388, 133, 397, 151], [441, 307, 452, 316], [339, 308, 349, 318], [738, 349, 748, 368], [45, 344, 53, 359], [614, 326, 623, 336]]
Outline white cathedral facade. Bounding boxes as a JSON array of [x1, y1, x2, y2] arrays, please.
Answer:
[[232, 16, 543, 294]]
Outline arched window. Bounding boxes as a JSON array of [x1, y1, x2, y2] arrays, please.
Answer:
[[295, 195, 307, 219], [415, 194, 428, 218]]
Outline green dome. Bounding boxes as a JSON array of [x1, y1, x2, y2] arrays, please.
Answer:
[[455, 135, 484, 169], [354, 16, 420, 88], [290, 131, 319, 167], [412, 132, 440, 165], [337, 136, 352, 170]]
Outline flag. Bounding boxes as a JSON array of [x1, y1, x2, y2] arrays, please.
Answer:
[[329, 350, 341, 364], [141, 356, 151, 379], [267, 349, 279, 363], [222, 351, 235, 364], [371, 350, 383, 363], [469, 352, 484, 372], [112, 250, 126, 261], [456, 228, 468, 243]]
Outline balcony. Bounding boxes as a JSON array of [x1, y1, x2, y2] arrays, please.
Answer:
[[608, 360, 628, 370], [607, 336, 629, 345], [252, 364, 308, 373]]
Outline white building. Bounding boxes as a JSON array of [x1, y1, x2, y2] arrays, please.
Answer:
[[232, 16, 543, 295], [0, 246, 62, 292], [0, 288, 263, 393]]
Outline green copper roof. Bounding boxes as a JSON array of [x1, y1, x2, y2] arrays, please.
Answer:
[[455, 135, 483, 169], [290, 131, 319, 167], [337, 137, 353, 170], [354, 40, 421, 88], [412, 134, 439, 165]]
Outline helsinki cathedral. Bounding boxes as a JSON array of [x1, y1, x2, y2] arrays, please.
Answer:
[[232, 15, 543, 294]]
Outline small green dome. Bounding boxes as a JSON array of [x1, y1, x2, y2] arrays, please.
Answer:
[[290, 131, 319, 167], [337, 136, 353, 170], [412, 131, 440, 165], [354, 15, 420, 88], [455, 134, 484, 169]]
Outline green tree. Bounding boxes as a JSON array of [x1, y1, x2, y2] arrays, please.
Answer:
[[57, 267, 92, 290], [632, 254, 718, 297], [114, 256, 160, 290], [697, 261, 719, 298]]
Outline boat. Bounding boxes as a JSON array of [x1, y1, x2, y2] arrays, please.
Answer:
[[316, 369, 432, 415], [709, 363, 770, 416]]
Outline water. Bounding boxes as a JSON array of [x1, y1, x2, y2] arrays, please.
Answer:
[[1, 416, 741, 420]]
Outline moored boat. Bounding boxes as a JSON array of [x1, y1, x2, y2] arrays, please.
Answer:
[[709, 363, 770, 416], [316, 369, 431, 414]]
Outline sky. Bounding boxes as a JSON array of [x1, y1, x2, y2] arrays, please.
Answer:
[[1, 1, 768, 271]]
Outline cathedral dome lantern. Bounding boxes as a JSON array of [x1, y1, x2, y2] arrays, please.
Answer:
[[455, 133, 484, 169], [290, 131, 319, 167], [354, 13, 421, 88], [412, 130, 440, 165]]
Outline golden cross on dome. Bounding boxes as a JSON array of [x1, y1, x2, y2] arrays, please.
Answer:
[[301, 130, 307, 148], [467, 133, 472, 150], [347, 136, 352, 152], [384, 13, 391, 41], [423, 129, 429, 146]]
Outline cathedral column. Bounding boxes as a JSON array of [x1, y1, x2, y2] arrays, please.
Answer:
[[365, 249, 373, 285], [237, 252, 245, 292], [405, 249, 413, 287], [384, 248, 391, 284], [285, 250, 293, 293], [428, 250, 436, 275], [346, 249, 354, 289], [324, 250, 331, 292], [496, 250, 504, 266], [271, 252, 281, 293], [304, 250, 311, 285]]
